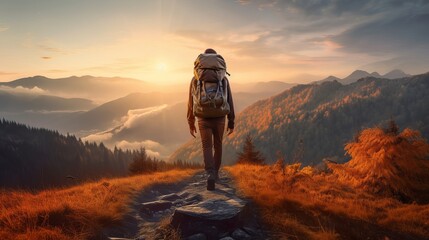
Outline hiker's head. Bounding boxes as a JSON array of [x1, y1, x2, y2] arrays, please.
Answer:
[[204, 48, 217, 54]]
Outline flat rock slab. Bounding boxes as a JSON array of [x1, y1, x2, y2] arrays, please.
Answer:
[[159, 193, 182, 201], [170, 176, 251, 237], [140, 200, 172, 216], [175, 197, 247, 220]]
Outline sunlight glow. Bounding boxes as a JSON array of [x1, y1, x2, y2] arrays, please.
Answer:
[[156, 62, 167, 71]]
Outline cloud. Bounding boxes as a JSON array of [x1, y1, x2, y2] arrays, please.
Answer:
[[38, 43, 69, 54], [0, 85, 47, 95], [360, 51, 429, 74], [332, 12, 429, 55], [82, 131, 113, 142], [81, 104, 170, 153], [121, 105, 168, 129], [81, 105, 169, 143], [173, 29, 283, 59], [231, 0, 429, 73], [41, 56, 52, 60], [47, 69, 69, 73], [237, 0, 250, 5], [238, 0, 429, 17], [0, 25, 8, 32], [0, 71, 16, 76], [115, 140, 164, 158]]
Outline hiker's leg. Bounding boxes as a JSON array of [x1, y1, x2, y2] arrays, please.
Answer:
[[213, 117, 226, 174], [198, 118, 215, 179]]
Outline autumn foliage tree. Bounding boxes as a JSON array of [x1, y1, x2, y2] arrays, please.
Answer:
[[329, 121, 429, 202], [236, 135, 265, 165]]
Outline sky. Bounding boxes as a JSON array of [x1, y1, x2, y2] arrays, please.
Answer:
[[0, 0, 428, 84]]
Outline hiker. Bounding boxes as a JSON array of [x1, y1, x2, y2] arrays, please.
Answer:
[[187, 48, 235, 191]]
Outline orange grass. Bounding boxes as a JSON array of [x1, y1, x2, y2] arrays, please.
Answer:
[[227, 164, 429, 239], [0, 169, 196, 240]]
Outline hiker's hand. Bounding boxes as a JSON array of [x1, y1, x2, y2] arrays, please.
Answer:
[[227, 128, 234, 136], [190, 127, 197, 138]]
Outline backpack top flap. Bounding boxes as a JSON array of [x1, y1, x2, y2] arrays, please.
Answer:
[[194, 53, 226, 81]]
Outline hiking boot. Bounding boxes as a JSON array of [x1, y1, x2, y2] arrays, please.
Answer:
[[207, 179, 215, 191]]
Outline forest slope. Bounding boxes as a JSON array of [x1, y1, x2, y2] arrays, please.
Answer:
[[0, 119, 139, 189], [171, 73, 429, 165]]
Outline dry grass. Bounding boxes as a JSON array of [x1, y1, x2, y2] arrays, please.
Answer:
[[0, 169, 196, 240], [227, 163, 429, 239], [154, 217, 182, 240]]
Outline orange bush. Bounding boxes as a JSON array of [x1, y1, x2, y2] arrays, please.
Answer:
[[0, 169, 196, 240], [330, 127, 429, 202]]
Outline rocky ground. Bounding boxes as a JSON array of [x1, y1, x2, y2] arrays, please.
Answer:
[[101, 170, 270, 240]]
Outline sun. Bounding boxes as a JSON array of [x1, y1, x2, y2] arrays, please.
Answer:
[[156, 62, 167, 71]]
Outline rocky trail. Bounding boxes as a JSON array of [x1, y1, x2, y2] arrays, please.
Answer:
[[101, 170, 270, 240]]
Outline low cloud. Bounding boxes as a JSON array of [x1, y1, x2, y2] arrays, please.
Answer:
[[82, 132, 113, 142], [41, 56, 52, 60], [81, 105, 172, 158], [121, 105, 168, 129], [0, 85, 47, 95], [115, 140, 164, 158]]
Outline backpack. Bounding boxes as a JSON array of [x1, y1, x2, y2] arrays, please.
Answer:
[[192, 53, 230, 118]]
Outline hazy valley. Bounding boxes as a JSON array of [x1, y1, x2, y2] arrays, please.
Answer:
[[0, 75, 295, 158]]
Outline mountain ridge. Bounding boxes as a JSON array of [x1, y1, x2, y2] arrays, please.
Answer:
[[316, 69, 411, 85], [170, 73, 429, 165]]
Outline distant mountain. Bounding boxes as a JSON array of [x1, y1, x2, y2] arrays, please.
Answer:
[[316, 69, 412, 85], [370, 72, 382, 78], [232, 81, 296, 94], [249, 81, 296, 93], [170, 73, 429, 165], [0, 90, 95, 112], [341, 70, 375, 84], [383, 69, 411, 79], [320, 76, 341, 82], [0, 75, 151, 101]]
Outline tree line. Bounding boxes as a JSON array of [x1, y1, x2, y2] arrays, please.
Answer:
[[0, 119, 200, 190]]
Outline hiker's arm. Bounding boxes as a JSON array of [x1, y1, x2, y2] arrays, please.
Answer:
[[187, 79, 197, 137], [226, 78, 235, 131]]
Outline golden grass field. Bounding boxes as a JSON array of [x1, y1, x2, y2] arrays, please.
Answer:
[[0, 169, 196, 240], [227, 163, 429, 239], [226, 126, 429, 240]]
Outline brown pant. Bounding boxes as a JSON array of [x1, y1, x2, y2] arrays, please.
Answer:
[[197, 117, 225, 179]]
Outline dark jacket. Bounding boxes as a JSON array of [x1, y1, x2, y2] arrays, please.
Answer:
[[187, 77, 235, 130]]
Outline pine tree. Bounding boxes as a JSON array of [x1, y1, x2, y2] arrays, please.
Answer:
[[236, 134, 265, 165]]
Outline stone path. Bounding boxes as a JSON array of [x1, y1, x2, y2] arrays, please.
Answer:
[[101, 170, 269, 240]]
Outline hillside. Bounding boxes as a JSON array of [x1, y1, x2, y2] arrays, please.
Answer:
[[170, 73, 429, 165], [0, 90, 95, 112], [0, 119, 141, 189]]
